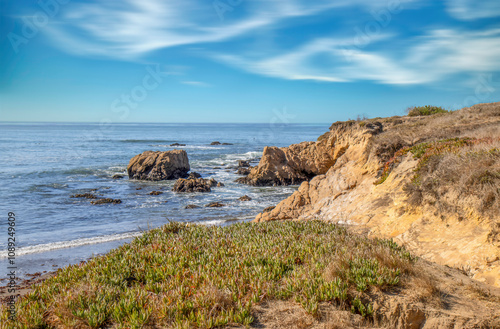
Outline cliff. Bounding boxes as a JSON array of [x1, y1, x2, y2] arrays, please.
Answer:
[[249, 102, 500, 287]]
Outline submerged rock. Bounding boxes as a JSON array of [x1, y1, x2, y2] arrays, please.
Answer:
[[239, 195, 252, 201], [127, 150, 190, 181], [210, 141, 221, 145], [70, 193, 98, 199], [112, 174, 125, 179], [188, 172, 202, 179], [205, 202, 225, 208], [91, 198, 122, 205], [185, 204, 201, 209], [149, 191, 163, 195], [170, 143, 186, 146], [217, 182, 225, 187], [172, 177, 220, 193], [238, 160, 250, 167]]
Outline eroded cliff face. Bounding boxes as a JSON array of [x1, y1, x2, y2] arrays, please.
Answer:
[[251, 102, 500, 287]]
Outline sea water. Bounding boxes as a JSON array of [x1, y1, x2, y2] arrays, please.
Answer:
[[0, 122, 329, 280]]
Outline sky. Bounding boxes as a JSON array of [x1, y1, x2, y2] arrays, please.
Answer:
[[1, 0, 500, 123]]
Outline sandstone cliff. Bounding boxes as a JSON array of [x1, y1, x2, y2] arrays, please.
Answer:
[[251, 102, 500, 287]]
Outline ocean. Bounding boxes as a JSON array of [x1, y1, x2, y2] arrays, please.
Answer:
[[0, 122, 329, 280]]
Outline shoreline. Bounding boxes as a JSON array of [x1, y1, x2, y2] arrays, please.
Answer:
[[0, 270, 56, 305]]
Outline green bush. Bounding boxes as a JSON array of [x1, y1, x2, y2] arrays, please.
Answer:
[[407, 105, 448, 117]]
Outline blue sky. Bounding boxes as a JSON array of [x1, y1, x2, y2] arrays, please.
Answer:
[[1, 0, 500, 123]]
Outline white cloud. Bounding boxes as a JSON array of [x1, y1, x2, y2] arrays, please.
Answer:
[[45, 0, 419, 59], [213, 28, 500, 85], [446, 0, 500, 20], [40, 0, 500, 86]]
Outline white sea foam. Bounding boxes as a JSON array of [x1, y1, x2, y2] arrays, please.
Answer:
[[223, 151, 261, 161], [0, 232, 143, 258], [197, 219, 226, 226]]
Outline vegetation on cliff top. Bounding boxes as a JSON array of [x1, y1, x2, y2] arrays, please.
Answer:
[[1, 221, 420, 328], [406, 105, 449, 117], [374, 136, 500, 221]]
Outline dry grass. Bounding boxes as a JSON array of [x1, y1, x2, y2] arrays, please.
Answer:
[[374, 103, 500, 160], [370, 103, 500, 223], [403, 139, 500, 221]]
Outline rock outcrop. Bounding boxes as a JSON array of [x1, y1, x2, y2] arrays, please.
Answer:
[[236, 127, 353, 185], [172, 177, 218, 193], [252, 102, 500, 288], [127, 150, 190, 181], [236, 167, 251, 175], [239, 195, 252, 201]]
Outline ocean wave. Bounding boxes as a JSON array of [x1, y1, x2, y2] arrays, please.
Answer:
[[0, 232, 143, 258], [153, 145, 216, 150], [222, 151, 262, 161], [120, 139, 176, 143]]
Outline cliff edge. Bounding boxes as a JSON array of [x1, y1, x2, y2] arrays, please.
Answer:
[[249, 102, 500, 287]]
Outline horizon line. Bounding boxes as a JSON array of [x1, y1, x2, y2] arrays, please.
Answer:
[[0, 121, 332, 125]]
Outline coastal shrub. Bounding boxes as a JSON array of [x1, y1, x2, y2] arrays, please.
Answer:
[[375, 137, 482, 185], [407, 105, 448, 117], [404, 138, 500, 219], [0, 221, 418, 328]]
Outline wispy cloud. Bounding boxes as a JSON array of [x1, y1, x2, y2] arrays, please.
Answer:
[[445, 0, 500, 20], [213, 28, 500, 85], [38, 0, 500, 86], [44, 0, 418, 59], [181, 81, 212, 87]]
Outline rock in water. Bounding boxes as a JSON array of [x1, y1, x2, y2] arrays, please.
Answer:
[[236, 139, 339, 186], [172, 178, 214, 193], [188, 172, 202, 179], [238, 160, 250, 167], [239, 195, 252, 201], [91, 198, 122, 205], [128, 150, 190, 181], [205, 202, 225, 207], [236, 167, 251, 176]]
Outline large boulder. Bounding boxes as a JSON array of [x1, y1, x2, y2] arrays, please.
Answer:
[[236, 141, 337, 186], [128, 150, 190, 181], [172, 178, 218, 193]]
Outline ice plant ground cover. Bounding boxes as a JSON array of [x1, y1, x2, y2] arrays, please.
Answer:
[[0, 221, 419, 328]]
